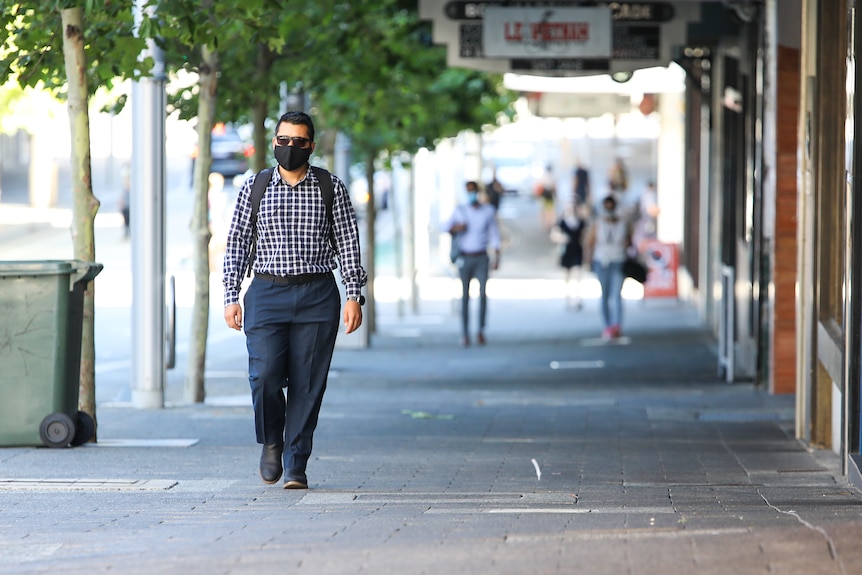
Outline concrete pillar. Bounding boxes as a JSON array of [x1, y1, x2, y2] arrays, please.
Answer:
[[656, 89, 685, 246]]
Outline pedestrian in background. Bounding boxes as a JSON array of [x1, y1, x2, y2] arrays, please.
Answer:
[[608, 157, 628, 194], [584, 195, 632, 340], [551, 202, 587, 310], [534, 164, 557, 230], [118, 162, 131, 239], [573, 158, 591, 209], [222, 111, 367, 490], [443, 181, 501, 347], [634, 180, 659, 252], [485, 168, 505, 212]]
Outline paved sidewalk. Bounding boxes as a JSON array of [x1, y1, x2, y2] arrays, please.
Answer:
[[2, 201, 862, 574], [2, 302, 861, 575]]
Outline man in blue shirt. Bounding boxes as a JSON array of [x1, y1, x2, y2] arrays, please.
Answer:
[[222, 111, 367, 489], [444, 181, 502, 347]]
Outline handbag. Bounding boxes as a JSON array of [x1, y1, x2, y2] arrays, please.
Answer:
[[623, 257, 648, 283], [549, 225, 568, 245]]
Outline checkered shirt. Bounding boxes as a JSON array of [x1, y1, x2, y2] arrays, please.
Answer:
[[222, 166, 367, 307]]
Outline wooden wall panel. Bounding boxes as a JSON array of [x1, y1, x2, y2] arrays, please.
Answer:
[[772, 45, 801, 394]]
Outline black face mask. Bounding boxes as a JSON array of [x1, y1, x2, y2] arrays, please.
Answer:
[[274, 144, 311, 171]]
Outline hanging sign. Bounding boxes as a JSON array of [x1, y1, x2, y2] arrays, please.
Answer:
[[444, 2, 675, 23], [482, 7, 612, 59], [510, 58, 610, 72], [613, 24, 660, 59]]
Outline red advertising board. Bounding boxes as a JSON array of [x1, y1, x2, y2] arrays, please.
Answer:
[[641, 241, 678, 298]]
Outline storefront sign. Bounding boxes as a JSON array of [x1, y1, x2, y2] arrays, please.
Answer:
[[464, 21, 662, 62], [483, 7, 612, 59]]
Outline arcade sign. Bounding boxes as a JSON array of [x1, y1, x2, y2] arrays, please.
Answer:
[[419, 0, 701, 77], [445, 1, 675, 23]]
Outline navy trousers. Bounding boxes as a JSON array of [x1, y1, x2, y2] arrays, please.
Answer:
[[458, 253, 490, 337], [243, 274, 340, 474]]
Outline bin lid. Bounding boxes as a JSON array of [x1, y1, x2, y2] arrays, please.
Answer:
[[0, 261, 102, 282], [0, 261, 76, 276]]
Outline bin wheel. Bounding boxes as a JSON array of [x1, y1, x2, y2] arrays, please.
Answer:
[[71, 411, 95, 446], [39, 413, 76, 448]]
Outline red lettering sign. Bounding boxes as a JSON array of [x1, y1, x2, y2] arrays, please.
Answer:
[[531, 22, 590, 43], [504, 22, 524, 41]]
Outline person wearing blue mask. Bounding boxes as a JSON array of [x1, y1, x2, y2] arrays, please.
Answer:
[[443, 181, 502, 347]]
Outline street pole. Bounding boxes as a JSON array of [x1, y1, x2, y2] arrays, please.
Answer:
[[334, 131, 369, 348], [131, 0, 166, 408]]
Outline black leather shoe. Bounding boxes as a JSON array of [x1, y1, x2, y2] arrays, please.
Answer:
[[259, 443, 283, 484], [283, 469, 308, 490]]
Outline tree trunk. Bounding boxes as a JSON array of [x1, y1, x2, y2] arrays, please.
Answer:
[[251, 43, 274, 174], [61, 7, 100, 434], [251, 97, 268, 173], [185, 42, 218, 403]]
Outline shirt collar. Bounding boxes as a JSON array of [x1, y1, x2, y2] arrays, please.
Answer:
[[274, 164, 311, 186]]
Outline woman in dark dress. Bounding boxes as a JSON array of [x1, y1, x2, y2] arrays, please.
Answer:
[[554, 202, 586, 310]]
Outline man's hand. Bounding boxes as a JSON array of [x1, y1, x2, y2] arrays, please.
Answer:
[[224, 304, 243, 331], [343, 300, 363, 334]]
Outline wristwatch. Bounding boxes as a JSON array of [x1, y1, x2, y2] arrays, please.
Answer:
[[347, 295, 366, 305]]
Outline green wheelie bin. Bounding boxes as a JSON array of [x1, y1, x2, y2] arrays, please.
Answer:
[[0, 260, 103, 448]]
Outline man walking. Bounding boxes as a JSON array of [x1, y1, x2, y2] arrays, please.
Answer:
[[223, 111, 367, 489], [444, 181, 501, 346]]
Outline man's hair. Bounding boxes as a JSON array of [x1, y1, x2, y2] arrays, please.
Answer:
[[276, 111, 315, 141], [466, 180, 479, 191]]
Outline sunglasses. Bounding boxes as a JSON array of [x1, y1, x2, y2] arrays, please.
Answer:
[[275, 136, 312, 149]]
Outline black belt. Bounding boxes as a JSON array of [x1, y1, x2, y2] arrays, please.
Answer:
[[460, 251, 488, 257], [255, 272, 331, 285]]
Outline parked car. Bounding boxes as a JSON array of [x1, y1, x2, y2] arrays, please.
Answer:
[[190, 124, 254, 178]]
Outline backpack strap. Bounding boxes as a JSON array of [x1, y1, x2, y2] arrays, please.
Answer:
[[246, 168, 274, 278], [245, 165, 338, 278], [309, 165, 337, 253]]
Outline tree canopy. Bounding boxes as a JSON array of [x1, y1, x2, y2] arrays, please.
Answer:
[[0, 1, 146, 103], [153, 1, 515, 163], [3, 1, 516, 152]]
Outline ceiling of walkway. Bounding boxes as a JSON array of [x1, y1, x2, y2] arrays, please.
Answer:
[[418, 1, 755, 78]]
